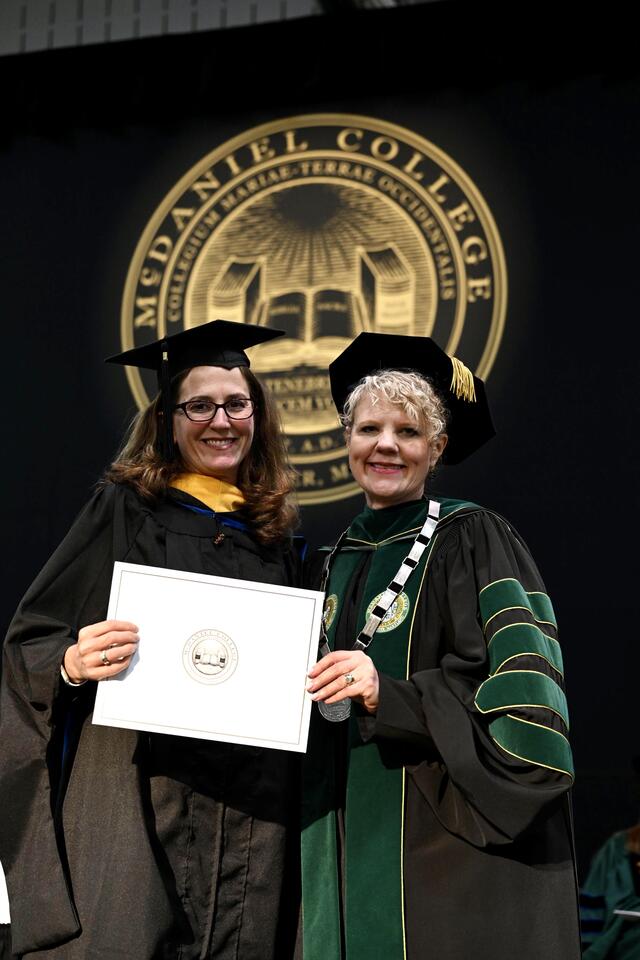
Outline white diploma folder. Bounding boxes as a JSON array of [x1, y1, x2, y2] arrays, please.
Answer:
[[93, 562, 324, 752]]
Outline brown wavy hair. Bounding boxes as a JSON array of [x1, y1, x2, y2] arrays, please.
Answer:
[[103, 367, 299, 544]]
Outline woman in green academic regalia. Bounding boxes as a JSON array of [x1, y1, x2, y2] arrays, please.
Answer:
[[301, 332, 581, 960], [581, 758, 640, 959]]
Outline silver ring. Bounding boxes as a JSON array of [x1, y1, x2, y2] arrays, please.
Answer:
[[344, 672, 355, 686], [100, 649, 112, 667]]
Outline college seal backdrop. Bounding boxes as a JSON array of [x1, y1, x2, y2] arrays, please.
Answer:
[[121, 113, 506, 504]]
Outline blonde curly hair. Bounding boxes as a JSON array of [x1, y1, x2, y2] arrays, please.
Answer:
[[341, 369, 448, 443]]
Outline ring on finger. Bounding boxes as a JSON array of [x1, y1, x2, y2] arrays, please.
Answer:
[[344, 672, 356, 686], [100, 649, 112, 667]]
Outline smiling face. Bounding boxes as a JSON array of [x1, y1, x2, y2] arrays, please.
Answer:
[[347, 395, 447, 510], [172, 366, 255, 484]]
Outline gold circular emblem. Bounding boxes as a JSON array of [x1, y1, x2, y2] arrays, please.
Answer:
[[121, 113, 507, 504], [323, 593, 338, 630], [365, 591, 410, 633], [182, 628, 238, 685]]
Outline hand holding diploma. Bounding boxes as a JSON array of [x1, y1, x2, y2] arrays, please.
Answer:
[[92, 562, 324, 751], [63, 619, 139, 682], [307, 648, 380, 714]]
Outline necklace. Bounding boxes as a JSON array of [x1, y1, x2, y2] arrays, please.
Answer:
[[317, 499, 441, 722]]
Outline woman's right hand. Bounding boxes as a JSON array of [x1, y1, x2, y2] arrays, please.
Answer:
[[63, 620, 139, 682]]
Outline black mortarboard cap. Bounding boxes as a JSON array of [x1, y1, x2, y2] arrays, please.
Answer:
[[106, 319, 285, 459], [106, 319, 283, 384], [328, 332, 495, 464]]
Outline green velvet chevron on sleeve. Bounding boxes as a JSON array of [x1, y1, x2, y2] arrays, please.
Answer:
[[474, 577, 573, 778]]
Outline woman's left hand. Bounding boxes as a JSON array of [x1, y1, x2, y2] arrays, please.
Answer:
[[307, 650, 380, 714]]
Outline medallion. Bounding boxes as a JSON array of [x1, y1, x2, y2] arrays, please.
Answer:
[[318, 699, 352, 723]]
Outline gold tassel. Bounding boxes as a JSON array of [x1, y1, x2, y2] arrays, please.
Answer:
[[450, 356, 476, 402]]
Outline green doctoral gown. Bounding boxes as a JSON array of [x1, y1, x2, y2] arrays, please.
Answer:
[[301, 498, 580, 960], [581, 830, 640, 959]]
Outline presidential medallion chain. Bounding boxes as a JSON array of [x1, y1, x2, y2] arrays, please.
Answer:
[[318, 499, 441, 722]]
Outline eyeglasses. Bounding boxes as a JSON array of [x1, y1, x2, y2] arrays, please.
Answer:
[[174, 398, 255, 421]]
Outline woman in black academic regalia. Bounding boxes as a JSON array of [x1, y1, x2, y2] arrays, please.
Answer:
[[301, 333, 581, 960], [0, 321, 300, 960]]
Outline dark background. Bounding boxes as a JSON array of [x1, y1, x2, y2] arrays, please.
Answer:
[[1, 0, 638, 874]]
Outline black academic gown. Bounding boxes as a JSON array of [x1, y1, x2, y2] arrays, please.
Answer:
[[0, 483, 299, 960], [302, 500, 580, 960]]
